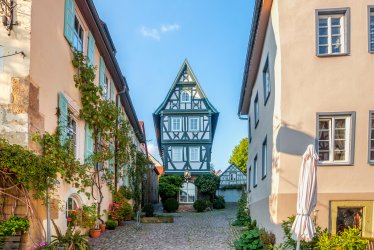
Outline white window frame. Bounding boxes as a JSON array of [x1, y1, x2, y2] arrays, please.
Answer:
[[171, 117, 182, 132], [369, 6, 374, 53], [317, 112, 355, 165], [253, 155, 258, 188], [67, 110, 78, 157], [262, 137, 267, 179], [369, 111, 374, 164], [172, 147, 183, 162], [179, 182, 196, 203], [189, 147, 200, 162], [263, 57, 271, 104], [189, 117, 200, 131], [73, 15, 84, 52], [180, 90, 191, 103], [254, 93, 259, 128], [66, 194, 82, 221], [316, 8, 350, 56]]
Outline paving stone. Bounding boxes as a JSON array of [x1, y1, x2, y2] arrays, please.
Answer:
[[89, 204, 239, 250]]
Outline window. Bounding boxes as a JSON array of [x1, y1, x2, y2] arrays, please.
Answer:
[[171, 117, 182, 131], [253, 155, 258, 187], [67, 111, 77, 156], [254, 93, 259, 127], [263, 57, 271, 103], [248, 167, 251, 192], [103, 76, 109, 100], [369, 112, 374, 163], [179, 182, 196, 203], [316, 8, 350, 56], [189, 147, 200, 162], [262, 137, 267, 179], [73, 16, 83, 52], [248, 118, 252, 143], [181, 90, 191, 103], [189, 117, 199, 131], [230, 173, 237, 181], [369, 7, 374, 52], [172, 147, 183, 162], [66, 194, 82, 225], [317, 113, 355, 164]]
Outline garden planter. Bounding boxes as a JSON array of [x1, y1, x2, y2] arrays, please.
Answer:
[[99, 223, 106, 233], [89, 229, 101, 238], [140, 216, 174, 223], [0, 235, 21, 250]]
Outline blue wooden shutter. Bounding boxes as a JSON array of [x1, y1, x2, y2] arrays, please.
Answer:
[[110, 80, 115, 101], [109, 144, 114, 173], [84, 123, 94, 162], [64, 0, 75, 44], [99, 56, 105, 91], [58, 93, 68, 145], [87, 32, 95, 66]]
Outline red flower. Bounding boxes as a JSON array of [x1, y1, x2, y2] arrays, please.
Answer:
[[67, 217, 72, 222]]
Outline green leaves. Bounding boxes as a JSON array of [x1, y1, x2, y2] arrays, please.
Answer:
[[229, 138, 248, 173], [234, 228, 264, 250], [158, 175, 184, 201], [316, 227, 369, 250], [194, 174, 220, 196], [0, 217, 30, 236]]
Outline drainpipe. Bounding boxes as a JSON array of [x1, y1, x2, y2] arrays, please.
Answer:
[[114, 87, 126, 191]]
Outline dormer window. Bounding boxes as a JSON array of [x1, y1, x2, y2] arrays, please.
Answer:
[[181, 91, 191, 103]]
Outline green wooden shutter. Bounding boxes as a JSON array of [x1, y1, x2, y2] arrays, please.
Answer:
[[64, 0, 75, 44], [84, 123, 94, 162], [99, 56, 105, 91], [87, 32, 95, 66], [110, 80, 115, 101], [58, 93, 69, 145]]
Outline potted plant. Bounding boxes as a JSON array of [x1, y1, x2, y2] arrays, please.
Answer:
[[99, 210, 107, 233], [81, 204, 100, 238], [105, 219, 118, 230]]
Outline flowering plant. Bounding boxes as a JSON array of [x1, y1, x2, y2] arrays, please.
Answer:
[[30, 241, 47, 250], [67, 207, 82, 227], [81, 204, 98, 229], [107, 202, 123, 221]]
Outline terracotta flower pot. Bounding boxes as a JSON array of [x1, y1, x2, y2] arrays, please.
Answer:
[[89, 229, 101, 238], [99, 223, 106, 233]]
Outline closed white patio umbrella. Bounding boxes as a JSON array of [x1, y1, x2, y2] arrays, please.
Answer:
[[291, 144, 318, 250]]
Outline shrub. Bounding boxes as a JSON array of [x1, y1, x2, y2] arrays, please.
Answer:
[[260, 228, 276, 249], [105, 219, 118, 230], [164, 198, 179, 212], [232, 190, 251, 226], [143, 204, 154, 217], [234, 228, 264, 250], [194, 199, 208, 212], [159, 176, 184, 202], [81, 204, 97, 229], [317, 227, 368, 250], [194, 174, 220, 198], [0, 216, 30, 236], [213, 195, 225, 209], [118, 185, 132, 200]]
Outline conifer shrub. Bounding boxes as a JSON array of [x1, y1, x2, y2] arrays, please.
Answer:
[[193, 199, 208, 212]]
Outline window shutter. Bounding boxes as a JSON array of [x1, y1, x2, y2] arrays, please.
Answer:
[[58, 93, 69, 145], [110, 80, 115, 101], [84, 123, 94, 162], [64, 0, 75, 44], [99, 56, 105, 91], [87, 32, 95, 66]]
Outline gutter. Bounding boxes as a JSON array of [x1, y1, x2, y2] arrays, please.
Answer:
[[238, 0, 263, 116]]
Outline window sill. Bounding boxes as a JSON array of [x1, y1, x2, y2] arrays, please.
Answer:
[[255, 120, 259, 129], [261, 175, 267, 180], [317, 52, 350, 58], [317, 162, 354, 166], [253, 184, 258, 188], [264, 93, 270, 106]]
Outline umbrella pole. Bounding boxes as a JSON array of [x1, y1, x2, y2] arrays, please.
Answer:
[[296, 240, 300, 250]]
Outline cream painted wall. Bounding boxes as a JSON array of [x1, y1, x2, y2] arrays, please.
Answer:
[[246, 0, 374, 240]]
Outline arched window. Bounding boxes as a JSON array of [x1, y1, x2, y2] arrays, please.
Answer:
[[179, 182, 196, 203], [180, 91, 191, 103], [66, 194, 82, 225]]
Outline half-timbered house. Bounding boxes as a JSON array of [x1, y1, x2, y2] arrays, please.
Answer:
[[217, 164, 246, 202], [153, 59, 219, 204]]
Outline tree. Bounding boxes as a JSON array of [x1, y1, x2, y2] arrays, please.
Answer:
[[229, 138, 248, 173], [194, 174, 220, 201]]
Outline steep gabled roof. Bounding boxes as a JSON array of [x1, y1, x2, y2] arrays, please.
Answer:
[[153, 59, 219, 157], [220, 163, 245, 177], [154, 59, 218, 115]]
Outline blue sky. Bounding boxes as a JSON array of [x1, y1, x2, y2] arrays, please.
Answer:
[[93, 0, 254, 171]]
